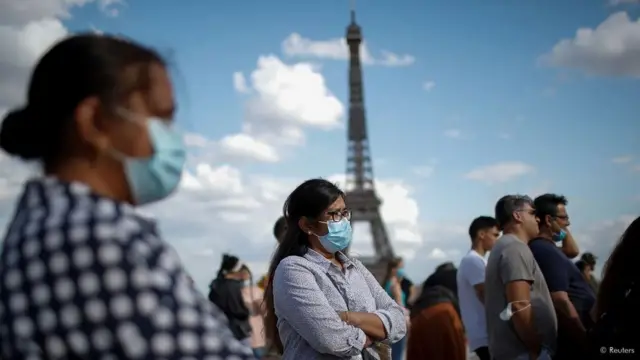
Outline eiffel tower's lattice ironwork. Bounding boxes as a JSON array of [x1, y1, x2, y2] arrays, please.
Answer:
[[344, 7, 395, 281]]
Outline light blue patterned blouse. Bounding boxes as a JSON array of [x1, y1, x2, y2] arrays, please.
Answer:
[[273, 249, 407, 359]]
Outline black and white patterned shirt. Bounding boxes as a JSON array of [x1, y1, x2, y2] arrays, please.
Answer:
[[0, 177, 257, 360]]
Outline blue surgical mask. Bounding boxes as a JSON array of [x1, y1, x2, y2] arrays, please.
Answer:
[[396, 268, 407, 279], [316, 219, 352, 253], [552, 229, 566, 243], [112, 114, 186, 205]]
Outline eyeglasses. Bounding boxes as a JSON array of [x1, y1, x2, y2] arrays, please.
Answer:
[[325, 209, 352, 222], [515, 209, 536, 216], [554, 215, 570, 221]]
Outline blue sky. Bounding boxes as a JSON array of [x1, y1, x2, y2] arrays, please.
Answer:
[[1, 0, 639, 284]]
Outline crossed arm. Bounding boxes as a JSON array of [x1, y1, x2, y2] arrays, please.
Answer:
[[273, 258, 407, 357]]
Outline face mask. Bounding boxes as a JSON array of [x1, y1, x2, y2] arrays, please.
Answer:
[[315, 218, 352, 253], [552, 229, 566, 243], [396, 268, 407, 279], [499, 300, 531, 321], [112, 113, 186, 205]]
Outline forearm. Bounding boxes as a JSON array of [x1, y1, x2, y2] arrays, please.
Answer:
[[511, 308, 542, 354], [345, 312, 387, 340], [561, 232, 580, 259], [554, 298, 587, 340]]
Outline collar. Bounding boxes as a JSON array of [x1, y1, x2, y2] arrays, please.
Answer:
[[304, 248, 355, 272]]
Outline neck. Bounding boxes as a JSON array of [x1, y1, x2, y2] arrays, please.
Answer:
[[537, 228, 554, 242], [49, 159, 131, 204], [471, 243, 486, 256], [310, 244, 335, 260]]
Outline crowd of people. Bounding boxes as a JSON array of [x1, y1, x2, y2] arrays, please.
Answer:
[[0, 33, 638, 360]]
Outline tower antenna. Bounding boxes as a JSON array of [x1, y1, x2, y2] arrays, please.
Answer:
[[350, 0, 356, 23]]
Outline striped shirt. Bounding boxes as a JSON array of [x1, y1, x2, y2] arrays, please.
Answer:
[[273, 249, 407, 359], [0, 177, 256, 359]]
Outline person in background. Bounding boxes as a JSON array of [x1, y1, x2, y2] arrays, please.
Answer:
[[588, 216, 639, 358], [529, 194, 594, 360], [209, 254, 253, 345], [575, 261, 593, 289], [457, 216, 500, 360], [0, 33, 255, 359], [274, 215, 287, 244], [263, 179, 407, 359], [406, 263, 466, 360], [257, 274, 269, 290], [485, 195, 557, 360], [240, 267, 267, 357], [580, 252, 599, 294], [382, 258, 408, 360]]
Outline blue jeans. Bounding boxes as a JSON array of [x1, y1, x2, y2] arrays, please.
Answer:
[[391, 336, 406, 360]]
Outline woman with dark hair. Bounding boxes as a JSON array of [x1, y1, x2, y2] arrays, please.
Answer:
[[0, 34, 255, 359], [263, 179, 407, 359], [406, 263, 466, 360], [208, 255, 252, 341], [588, 216, 640, 358]]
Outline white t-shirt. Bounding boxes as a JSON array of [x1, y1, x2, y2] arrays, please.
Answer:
[[457, 249, 488, 351]]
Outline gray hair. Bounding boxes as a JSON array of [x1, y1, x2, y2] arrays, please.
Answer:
[[494, 194, 533, 230]]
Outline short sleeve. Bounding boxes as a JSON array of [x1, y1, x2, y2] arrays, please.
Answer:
[[498, 242, 535, 285], [461, 255, 486, 286]]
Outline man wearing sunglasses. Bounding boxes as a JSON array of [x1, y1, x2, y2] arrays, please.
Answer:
[[529, 194, 594, 360]]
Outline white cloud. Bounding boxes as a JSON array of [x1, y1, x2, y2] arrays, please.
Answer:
[[423, 81, 436, 91], [327, 174, 424, 260], [464, 161, 535, 185], [0, 0, 126, 111], [232, 71, 249, 93], [281, 33, 415, 67], [443, 128, 462, 139], [612, 155, 633, 164], [540, 12, 640, 77], [214, 55, 345, 163], [608, 0, 640, 6]]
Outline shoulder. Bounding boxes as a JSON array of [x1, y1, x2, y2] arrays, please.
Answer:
[[460, 252, 484, 267], [498, 235, 532, 259], [528, 238, 560, 257], [274, 255, 314, 282]]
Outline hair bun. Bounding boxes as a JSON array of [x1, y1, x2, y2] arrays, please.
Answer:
[[0, 106, 45, 160]]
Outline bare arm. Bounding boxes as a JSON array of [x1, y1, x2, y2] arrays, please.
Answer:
[[560, 230, 579, 259], [506, 281, 542, 356], [550, 291, 586, 343]]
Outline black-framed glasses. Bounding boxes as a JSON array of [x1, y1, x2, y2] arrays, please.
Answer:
[[554, 215, 570, 221], [325, 209, 352, 222]]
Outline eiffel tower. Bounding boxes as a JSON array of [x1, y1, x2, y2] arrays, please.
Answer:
[[344, 5, 395, 281]]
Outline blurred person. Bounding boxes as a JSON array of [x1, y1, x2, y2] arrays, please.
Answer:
[[257, 274, 269, 290], [580, 252, 599, 293], [0, 34, 255, 359], [263, 179, 407, 359], [273, 216, 287, 243], [485, 195, 557, 360], [457, 216, 500, 360], [407, 263, 467, 360], [588, 216, 640, 358], [575, 261, 593, 288], [529, 194, 594, 359], [240, 267, 267, 357], [382, 258, 409, 360], [208, 254, 253, 345]]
